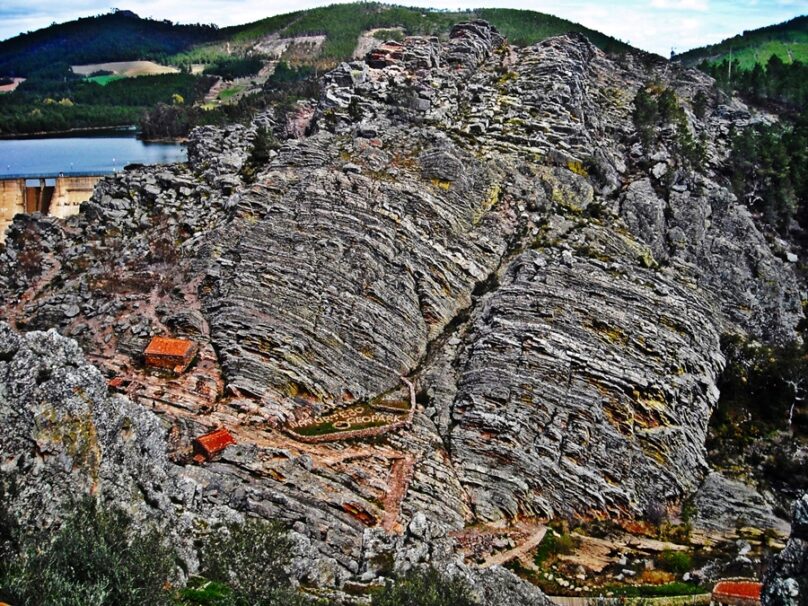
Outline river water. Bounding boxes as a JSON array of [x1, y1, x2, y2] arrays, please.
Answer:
[[0, 131, 186, 177]]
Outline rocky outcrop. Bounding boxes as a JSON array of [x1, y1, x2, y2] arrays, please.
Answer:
[[0, 19, 804, 602], [692, 472, 791, 536], [763, 495, 808, 606]]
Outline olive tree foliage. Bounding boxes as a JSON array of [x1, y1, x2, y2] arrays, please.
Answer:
[[199, 518, 308, 606], [0, 497, 178, 606], [371, 567, 479, 606]]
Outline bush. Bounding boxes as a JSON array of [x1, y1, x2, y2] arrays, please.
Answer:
[[371, 567, 478, 606], [657, 550, 693, 574], [533, 530, 579, 566], [199, 518, 306, 606], [0, 497, 178, 606], [632, 87, 658, 148]]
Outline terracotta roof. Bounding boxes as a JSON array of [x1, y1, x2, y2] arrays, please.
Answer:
[[713, 581, 762, 601], [144, 336, 195, 358], [194, 427, 236, 458]]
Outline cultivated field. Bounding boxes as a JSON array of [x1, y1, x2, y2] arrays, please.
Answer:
[[0, 77, 25, 93], [71, 60, 179, 77]]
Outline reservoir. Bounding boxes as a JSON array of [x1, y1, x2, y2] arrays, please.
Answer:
[[0, 131, 186, 242], [0, 131, 186, 177]]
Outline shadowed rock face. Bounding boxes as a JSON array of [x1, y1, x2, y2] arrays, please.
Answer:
[[0, 20, 802, 599], [763, 495, 808, 606]]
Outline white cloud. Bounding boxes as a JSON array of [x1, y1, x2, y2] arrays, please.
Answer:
[[650, 0, 710, 11]]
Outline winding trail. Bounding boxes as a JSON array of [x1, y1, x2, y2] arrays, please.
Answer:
[[480, 525, 547, 569]]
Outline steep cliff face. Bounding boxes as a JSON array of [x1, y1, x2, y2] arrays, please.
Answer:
[[0, 21, 803, 598]]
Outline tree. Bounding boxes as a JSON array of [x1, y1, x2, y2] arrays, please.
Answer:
[[693, 90, 708, 119], [632, 87, 658, 149], [0, 498, 178, 606], [371, 567, 478, 606], [199, 518, 307, 606]]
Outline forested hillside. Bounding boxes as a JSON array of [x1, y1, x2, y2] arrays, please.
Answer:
[[0, 10, 220, 77], [675, 15, 808, 69], [0, 3, 636, 137]]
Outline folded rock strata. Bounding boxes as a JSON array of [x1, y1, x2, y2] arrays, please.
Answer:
[[0, 20, 802, 600]]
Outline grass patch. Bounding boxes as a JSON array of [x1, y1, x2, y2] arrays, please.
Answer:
[[218, 85, 245, 100], [86, 74, 125, 86], [533, 531, 578, 566]]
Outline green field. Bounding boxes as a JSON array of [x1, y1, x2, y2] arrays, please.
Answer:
[[86, 74, 125, 86], [217, 85, 245, 100]]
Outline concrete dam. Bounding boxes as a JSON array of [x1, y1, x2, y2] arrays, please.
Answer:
[[0, 173, 103, 242]]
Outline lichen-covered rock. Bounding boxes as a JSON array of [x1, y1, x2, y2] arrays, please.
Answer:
[[692, 472, 790, 536]]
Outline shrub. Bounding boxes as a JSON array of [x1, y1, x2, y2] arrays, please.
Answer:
[[632, 87, 658, 148], [0, 497, 178, 606], [371, 567, 478, 606], [657, 550, 693, 574], [533, 530, 579, 566], [199, 518, 306, 606]]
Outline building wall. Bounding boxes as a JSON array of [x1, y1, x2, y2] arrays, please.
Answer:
[[51, 176, 100, 220], [0, 179, 26, 243], [0, 175, 103, 242]]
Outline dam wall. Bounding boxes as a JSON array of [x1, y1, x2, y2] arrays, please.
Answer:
[[0, 174, 103, 242]]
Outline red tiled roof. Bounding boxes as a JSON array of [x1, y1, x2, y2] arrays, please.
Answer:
[[194, 427, 236, 458], [713, 581, 762, 601], [144, 336, 195, 358], [108, 377, 125, 388]]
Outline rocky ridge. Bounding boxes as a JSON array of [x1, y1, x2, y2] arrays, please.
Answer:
[[0, 20, 803, 601]]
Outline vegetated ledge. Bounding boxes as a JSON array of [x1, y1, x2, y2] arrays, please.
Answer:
[[284, 377, 417, 443]]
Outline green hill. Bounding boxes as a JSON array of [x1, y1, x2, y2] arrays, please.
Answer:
[[0, 10, 221, 77], [675, 15, 808, 69], [0, 3, 635, 79], [0, 3, 637, 136], [223, 4, 633, 58]]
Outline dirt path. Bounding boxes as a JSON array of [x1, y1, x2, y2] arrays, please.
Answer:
[[382, 454, 416, 533], [480, 525, 547, 569]]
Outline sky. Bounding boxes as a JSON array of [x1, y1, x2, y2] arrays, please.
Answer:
[[0, 0, 806, 55]]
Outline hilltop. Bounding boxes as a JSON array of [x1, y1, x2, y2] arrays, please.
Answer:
[[0, 3, 635, 77], [674, 14, 808, 69], [0, 10, 220, 77], [0, 3, 637, 137]]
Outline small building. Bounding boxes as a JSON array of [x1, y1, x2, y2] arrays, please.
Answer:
[[192, 427, 236, 464], [144, 336, 197, 373], [712, 580, 762, 606]]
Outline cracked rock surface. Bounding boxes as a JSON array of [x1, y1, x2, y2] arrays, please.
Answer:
[[0, 20, 802, 601]]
